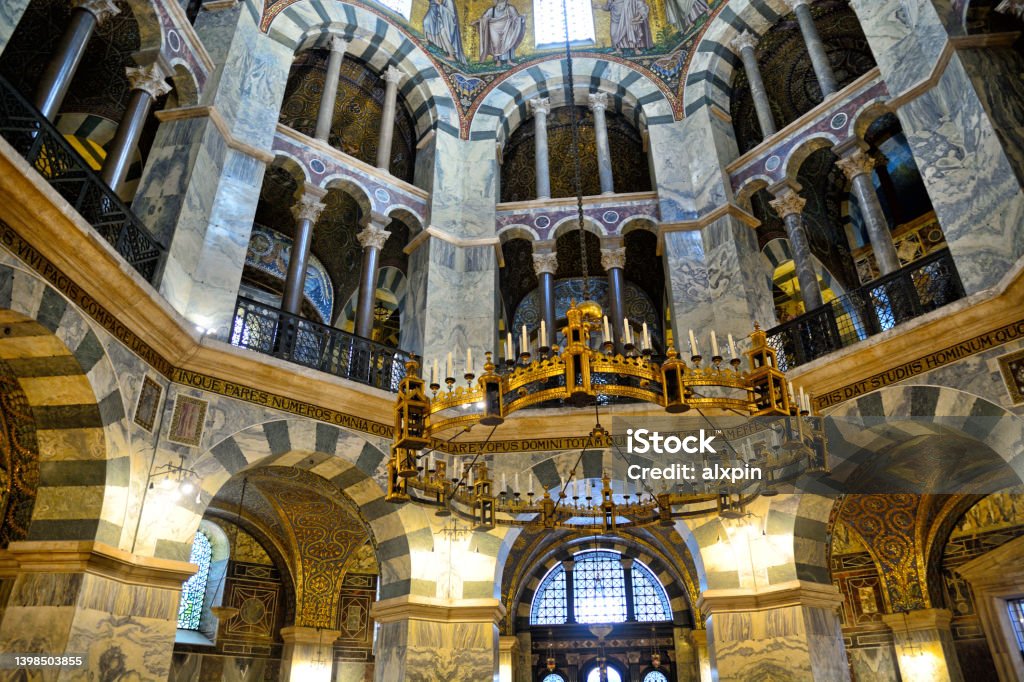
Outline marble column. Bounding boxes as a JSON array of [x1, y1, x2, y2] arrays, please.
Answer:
[[769, 186, 824, 312], [499, 635, 519, 682], [280, 626, 340, 682], [690, 629, 712, 682], [530, 98, 552, 200], [533, 249, 558, 349], [0, 541, 195, 680], [672, 627, 699, 682], [836, 146, 901, 276], [880, 609, 964, 682], [99, 62, 172, 195], [370, 596, 504, 682], [731, 31, 777, 139], [281, 188, 327, 316], [588, 92, 614, 195], [354, 219, 392, 339], [33, 0, 120, 120], [376, 67, 404, 172], [601, 246, 627, 349], [314, 35, 348, 142], [785, 0, 838, 98]]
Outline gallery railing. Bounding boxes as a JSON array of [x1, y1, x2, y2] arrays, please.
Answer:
[[0, 75, 166, 284], [231, 296, 410, 393], [767, 249, 965, 371]]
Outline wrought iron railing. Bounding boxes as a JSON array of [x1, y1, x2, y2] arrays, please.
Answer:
[[231, 296, 411, 392], [0, 75, 166, 283], [767, 249, 965, 371]]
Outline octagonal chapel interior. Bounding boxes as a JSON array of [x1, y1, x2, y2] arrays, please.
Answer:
[[0, 0, 1024, 679]]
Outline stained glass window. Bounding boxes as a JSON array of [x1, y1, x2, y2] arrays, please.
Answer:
[[534, 0, 596, 47], [542, 675, 566, 682], [643, 671, 669, 682], [177, 531, 212, 630], [1008, 598, 1024, 659], [531, 563, 568, 624], [632, 562, 672, 622], [573, 551, 627, 623], [370, 0, 412, 20]]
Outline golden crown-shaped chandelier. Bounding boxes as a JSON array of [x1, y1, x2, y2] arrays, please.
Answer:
[[386, 301, 829, 530]]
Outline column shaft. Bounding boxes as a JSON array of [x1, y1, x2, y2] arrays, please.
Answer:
[[355, 222, 391, 339], [282, 192, 326, 316], [837, 148, 900, 276], [538, 272, 555, 347], [531, 98, 552, 199], [621, 559, 636, 622], [563, 560, 576, 624], [732, 33, 777, 138], [315, 38, 347, 142], [34, 7, 99, 119], [770, 190, 824, 312], [601, 247, 627, 349], [100, 63, 171, 194], [791, 0, 838, 97], [589, 93, 614, 194], [376, 67, 402, 171]]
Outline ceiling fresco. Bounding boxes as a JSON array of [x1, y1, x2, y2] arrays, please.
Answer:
[[262, 0, 729, 128]]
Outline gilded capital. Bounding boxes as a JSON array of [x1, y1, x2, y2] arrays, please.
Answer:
[[588, 92, 609, 113], [600, 247, 626, 271], [357, 224, 392, 250], [731, 30, 759, 53], [383, 66, 404, 86], [769, 191, 807, 219], [530, 97, 551, 117], [126, 63, 172, 99], [72, 0, 121, 24], [835, 149, 876, 180], [532, 252, 558, 276], [292, 194, 326, 224]]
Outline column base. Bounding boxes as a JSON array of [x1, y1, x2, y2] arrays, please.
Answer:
[[880, 609, 964, 682]]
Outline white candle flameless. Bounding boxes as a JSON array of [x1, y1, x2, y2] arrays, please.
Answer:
[[728, 333, 737, 359], [446, 352, 453, 378], [506, 332, 513, 360], [540, 320, 547, 347], [466, 348, 472, 375], [603, 316, 611, 343], [521, 325, 528, 354], [710, 330, 719, 357], [642, 322, 650, 350]]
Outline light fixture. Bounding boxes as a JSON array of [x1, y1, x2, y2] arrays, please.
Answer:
[[148, 454, 201, 504]]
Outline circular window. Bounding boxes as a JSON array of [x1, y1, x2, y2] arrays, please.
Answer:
[[644, 671, 670, 682]]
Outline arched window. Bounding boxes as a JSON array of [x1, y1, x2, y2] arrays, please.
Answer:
[[643, 671, 670, 682], [530, 550, 672, 625], [177, 531, 212, 630], [533, 0, 595, 47], [586, 667, 623, 682]]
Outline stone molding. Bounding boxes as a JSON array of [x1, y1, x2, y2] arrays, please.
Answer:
[[357, 223, 392, 250], [0, 541, 198, 588], [655, 203, 760, 255], [835, 148, 876, 180], [879, 608, 954, 634], [600, 247, 626, 271], [126, 63, 173, 99], [403, 225, 501, 257], [370, 595, 507, 624], [533, 251, 558, 276], [769, 190, 807, 219], [280, 626, 342, 645], [155, 105, 275, 163], [72, 0, 121, 24], [696, 580, 843, 617], [292, 193, 327, 224]]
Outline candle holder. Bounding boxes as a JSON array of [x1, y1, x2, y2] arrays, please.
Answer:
[[602, 341, 615, 355], [464, 372, 475, 386], [624, 342, 637, 358], [519, 351, 532, 366], [730, 357, 741, 372], [445, 376, 456, 392], [641, 347, 653, 360], [429, 381, 440, 395], [711, 354, 723, 368], [691, 354, 703, 367]]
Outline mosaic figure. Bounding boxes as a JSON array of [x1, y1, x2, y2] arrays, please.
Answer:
[[424, 0, 468, 63], [472, 0, 527, 65], [664, 0, 709, 31], [596, 0, 652, 55]]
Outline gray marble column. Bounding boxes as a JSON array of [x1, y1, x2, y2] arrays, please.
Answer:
[[769, 188, 824, 312], [282, 189, 327, 316], [530, 97, 552, 199], [731, 31, 777, 139], [785, 0, 838, 98], [314, 35, 348, 142], [376, 66, 404, 172], [99, 62, 172, 194], [588, 92, 614, 195], [533, 250, 558, 348], [33, 0, 120, 120], [354, 220, 391, 339], [601, 246, 626, 349], [836, 147, 900, 276]]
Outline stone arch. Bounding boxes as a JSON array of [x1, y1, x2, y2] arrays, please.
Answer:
[[143, 418, 433, 600], [783, 133, 840, 184], [497, 224, 541, 243], [468, 56, 674, 143], [322, 175, 374, 222], [122, 0, 163, 54], [264, 0, 457, 137], [385, 206, 423, 235], [0, 262, 131, 547], [620, 216, 660, 237], [167, 61, 200, 108], [552, 215, 606, 239]]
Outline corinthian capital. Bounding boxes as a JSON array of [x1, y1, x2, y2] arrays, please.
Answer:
[[292, 194, 326, 224], [357, 224, 391, 250], [731, 30, 759, 53], [600, 247, 626, 271], [835, 149, 876, 181], [769, 191, 807, 219], [783, 0, 810, 9], [73, 0, 121, 24], [383, 66, 404, 86], [530, 97, 551, 117], [126, 63, 172, 98], [588, 92, 609, 113], [328, 35, 349, 55], [532, 252, 558, 276]]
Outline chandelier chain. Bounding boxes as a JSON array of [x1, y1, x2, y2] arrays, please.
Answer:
[[561, 0, 590, 300]]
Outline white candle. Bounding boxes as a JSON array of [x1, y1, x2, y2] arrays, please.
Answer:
[[789, 381, 796, 403], [521, 325, 528, 354], [540, 320, 547, 347], [506, 332, 513, 360], [529, 475, 535, 495], [688, 329, 697, 354], [798, 386, 805, 411], [502, 472, 507, 492], [573, 478, 579, 498], [711, 330, 719, 357], [603, 315, 611, 343], [803, 392, 811, 413], [432, 359, 439, 384], [642, 322, 650, 350], [625, 478, 631, 498], [446, 352, 453, 378], [466, 348, 472, 375], [429, 453, 436, 471], [515, 472, 520, 494], [623, 318, 632, 345], [728, 333, 737, 358]]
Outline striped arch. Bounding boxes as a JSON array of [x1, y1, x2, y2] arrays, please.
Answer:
[[0, 261, 131, 546], [149, 419, 433, 600], [263, 0, 457, 137], [682, 0, 792, 116], [509, 536, 695, 630], [467, 57, 675, 144]]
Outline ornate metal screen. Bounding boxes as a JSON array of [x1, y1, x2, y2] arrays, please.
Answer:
[[177, 531, 212, 630], [1009, 598, 1024, 660], [643, 671, 669, 682], [530, 564, 568, 625], [573, 551, 628, 624], [631, 563, 672, 622]]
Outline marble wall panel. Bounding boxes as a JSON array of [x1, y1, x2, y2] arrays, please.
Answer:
[[376, 619, 497, 682], [647, 121, 697, 224], [428, 132, 497, 240], [702, 215, 777, 339], [663, 230, 715, 347], [848, 645, 900, 682], [0, 0, 28, 59]]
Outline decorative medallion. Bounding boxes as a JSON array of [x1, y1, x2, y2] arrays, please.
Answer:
[[764, 155, 781, 172], [830, 112, 849, 130]]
